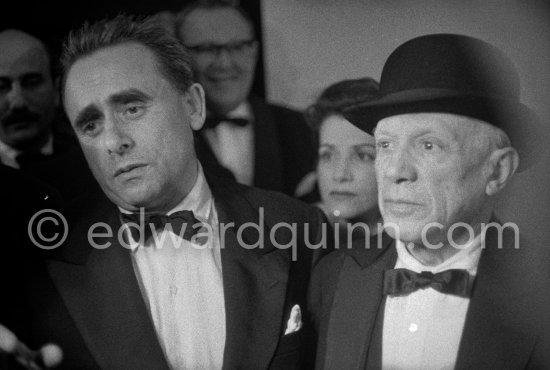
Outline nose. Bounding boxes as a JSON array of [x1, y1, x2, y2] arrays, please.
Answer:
[[104, 118, 134, 156], [7, 82, 26, 109], [378, 146, 417, 184], [212, 48, 233, 68], [332, 157, 353, 182]]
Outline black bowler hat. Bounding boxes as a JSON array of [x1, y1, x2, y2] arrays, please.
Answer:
[[343, 33, 545, 171]]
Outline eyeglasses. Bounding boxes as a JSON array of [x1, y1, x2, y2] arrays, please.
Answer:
[[186, 39, 256, 57]]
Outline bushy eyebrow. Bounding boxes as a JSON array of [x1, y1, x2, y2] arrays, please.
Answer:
[[73, 89, 151, 128], [74, 105, 102, 129], [108, 88, 151, 106]]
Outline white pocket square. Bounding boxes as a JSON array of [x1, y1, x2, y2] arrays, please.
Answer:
[[284, 304, 303, 335]]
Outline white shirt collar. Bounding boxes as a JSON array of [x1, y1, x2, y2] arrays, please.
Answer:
[[395, 233, 484, 276], [210, 101, 253, 121], [119, 162, 213, 248], [166, 162, 212, 223], [0, 134, 54, 168]]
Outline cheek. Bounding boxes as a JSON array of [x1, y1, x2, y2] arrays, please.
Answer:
[[316, 161, 333, 190], [374, 157, 388, 186], [80, 144, 108, 183], [240, 59, 256, 74], [29, 86, 57, 109], [423, 172, 464, 223], [356, 165, 378, 203], [0, 99, 9, 115]]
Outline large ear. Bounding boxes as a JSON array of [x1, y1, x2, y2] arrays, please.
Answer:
[[485, 147, 519, 196], [184, 83, 206, 131]]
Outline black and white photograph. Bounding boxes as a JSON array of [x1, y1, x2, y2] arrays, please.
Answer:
[[1, 1, 549, 369]]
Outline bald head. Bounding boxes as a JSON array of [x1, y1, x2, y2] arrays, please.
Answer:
[[0, 29, 58, 150]]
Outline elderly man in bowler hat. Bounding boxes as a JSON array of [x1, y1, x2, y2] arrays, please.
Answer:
[[309, 34, 550, 369]]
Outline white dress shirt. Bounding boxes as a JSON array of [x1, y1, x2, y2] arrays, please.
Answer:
[[382, 235, 483, 370], [121, 165, 226, 370], [203, 102, 254, 185], [0, 134, 53, 169]]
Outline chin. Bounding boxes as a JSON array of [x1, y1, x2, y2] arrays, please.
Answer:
[[106, 186, 155, 211], [329, 204, 363, 220], [381, 218, 426, 244]]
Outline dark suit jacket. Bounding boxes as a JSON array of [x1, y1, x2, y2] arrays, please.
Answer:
[[309, 226, 550, 369], [15, 131, 101, 205], [3, 177, 330, 369], [196, 97, 315, 197]]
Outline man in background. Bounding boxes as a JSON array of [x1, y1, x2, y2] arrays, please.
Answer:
[[176, 0, 315, 196], [0, 29, 99, 203]]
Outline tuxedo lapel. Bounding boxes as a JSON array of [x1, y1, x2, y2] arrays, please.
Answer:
[[250, 98, 284, 191], [46, 207, 170, 370], [212, 183, 290, 369], [455, 225, 535, 369], [324, 234, 396, 369]]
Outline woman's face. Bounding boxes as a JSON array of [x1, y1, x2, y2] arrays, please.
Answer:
[[317, 114, 378, 220]]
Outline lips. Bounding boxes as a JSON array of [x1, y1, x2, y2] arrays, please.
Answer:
[[383, 199, 423, 216], [114, 163, 147, 177]]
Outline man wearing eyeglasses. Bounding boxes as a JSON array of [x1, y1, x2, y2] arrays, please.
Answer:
[[176, 0, 315, 197]]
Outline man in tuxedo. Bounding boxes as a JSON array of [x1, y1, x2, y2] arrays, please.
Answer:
[[0, 15, 328, 369], [309, 34, 550, 369], [175, 0, 315, 196], [0, 29, 99, 203]]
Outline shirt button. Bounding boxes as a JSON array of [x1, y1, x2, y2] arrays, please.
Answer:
[[409, 323, 418, 332], [169, 285, 178, 296]]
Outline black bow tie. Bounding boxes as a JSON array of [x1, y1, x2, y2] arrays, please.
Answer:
[[203, 115, 249, 129], [120, 210, 201, 243], [383, 268, 472, 298]]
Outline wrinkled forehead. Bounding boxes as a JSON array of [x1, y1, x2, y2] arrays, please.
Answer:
[[0, 31, 50, 76], [374, 112, 484, 141], [63, 43, 165, 118]]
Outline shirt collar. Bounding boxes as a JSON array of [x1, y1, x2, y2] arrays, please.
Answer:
[[207, 101, 253, 121], [118, 162, 213, 249], [0, 134, 54, 168], [119, 162, 212, 221], [167, 162, 212, 223], [395, 233, 483, 277]]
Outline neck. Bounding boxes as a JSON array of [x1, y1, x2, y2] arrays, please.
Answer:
[[408, 207, 493, 267]]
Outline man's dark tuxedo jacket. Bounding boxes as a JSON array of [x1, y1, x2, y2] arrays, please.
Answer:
[[309, 226, 550, 369], [3, 177, 329, 369], [15, 131, 101, 204], [196, 97, 315, 197]]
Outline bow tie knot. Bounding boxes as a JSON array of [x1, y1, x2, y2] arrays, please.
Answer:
[[203, 115, 249, 129], [121, 210, 201, 243], [383, 268, 472, 298]]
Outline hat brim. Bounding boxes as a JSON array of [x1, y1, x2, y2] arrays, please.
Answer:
[[342, 88, 546, 172]]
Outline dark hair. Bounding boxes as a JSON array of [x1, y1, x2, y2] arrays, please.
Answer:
[[306, 78, 380, 148], [60, 14, 194, 100], [175, 0, 257, 41]]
